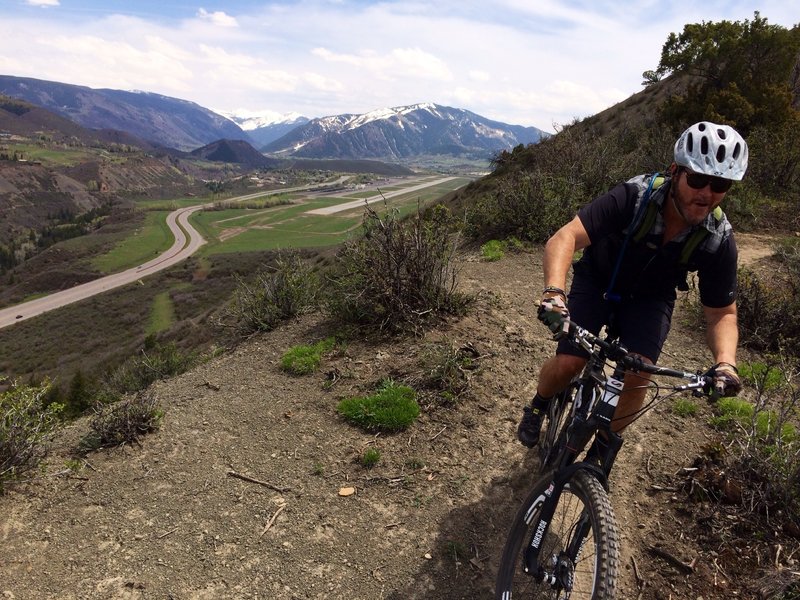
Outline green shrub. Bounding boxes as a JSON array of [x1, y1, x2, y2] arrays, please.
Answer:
[[80, 393, 163, 451], [337, 380, 420, 432], [327, 204, 469, 334], [707, 360, 800, 529], [280, 338, 336, 376], [480, 240, 505, 261], [711, 397, 797, 443], [0, 382, 63, 490], [221, 251, 320, 336]]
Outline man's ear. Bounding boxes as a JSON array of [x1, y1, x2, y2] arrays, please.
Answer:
[[667, 162, 679, 176]]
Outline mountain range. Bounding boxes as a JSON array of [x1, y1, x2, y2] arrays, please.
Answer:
[[263, 103, 546, 160], [0, 75, 547, 161]]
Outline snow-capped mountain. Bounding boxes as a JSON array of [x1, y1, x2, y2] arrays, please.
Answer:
[[218, 110, 310, 148], [262, 103, 547, 160]]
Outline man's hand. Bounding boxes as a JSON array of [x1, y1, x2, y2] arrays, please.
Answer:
[[538, 293, 570, 338], [713, 362, 741, 397]]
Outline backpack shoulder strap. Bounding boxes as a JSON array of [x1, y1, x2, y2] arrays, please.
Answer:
[[630, 175, 666, 243]]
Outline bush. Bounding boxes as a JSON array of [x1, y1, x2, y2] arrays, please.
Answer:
[[0, 382, 63, 490], [337, 380, 420, 432], [280, 338, 336, 376], [80, 392, 163, 451], [221, 251, 320, 336], [737, 239, 800, 355], [104, 340, 197, 397], [707, 360, 799, 529], [480, 240, 505, 261], [327, 204, 469, 334]]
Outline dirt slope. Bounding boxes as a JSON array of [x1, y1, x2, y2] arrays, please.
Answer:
[[0, 237, 789, 599]]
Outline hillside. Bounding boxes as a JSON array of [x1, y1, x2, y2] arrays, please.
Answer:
[[0, 75, 247, 151], [190, 138, 280, 169], [0, 241, 788, 599]]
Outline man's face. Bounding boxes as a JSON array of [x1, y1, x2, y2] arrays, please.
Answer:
[[673, 168, 730, 226]]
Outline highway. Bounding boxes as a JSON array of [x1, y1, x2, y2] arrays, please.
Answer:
[[0, 175, 453, 329]]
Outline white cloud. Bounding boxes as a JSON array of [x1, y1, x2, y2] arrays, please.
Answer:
[[0, 2, 797, 132], [196, 8, 238, 28], [26, 0, 59, 6]]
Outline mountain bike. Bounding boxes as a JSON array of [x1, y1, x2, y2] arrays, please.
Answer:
[[495, 318, 716, 599]]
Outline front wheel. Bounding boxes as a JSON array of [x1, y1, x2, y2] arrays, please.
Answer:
[[495, 469, 619, 599]]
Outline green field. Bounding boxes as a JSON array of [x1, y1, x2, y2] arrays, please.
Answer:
[[92, 211, 175, 273], [192, 176, 471, 254]]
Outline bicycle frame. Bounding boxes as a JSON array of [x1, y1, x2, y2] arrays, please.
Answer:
[[521, 318, 712, 587]]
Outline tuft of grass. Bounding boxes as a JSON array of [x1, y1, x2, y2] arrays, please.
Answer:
[[0, 381, 63, 490], [280, 338, 336, 376], [337, 380, 420, 432], [419, 340, 477, 403], [672, 398, 698, 417], [361, 447, 381, 468]]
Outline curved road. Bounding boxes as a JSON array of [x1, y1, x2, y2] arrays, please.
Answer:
[[0, 205, 205, 329], [0, 175, 455, 330]]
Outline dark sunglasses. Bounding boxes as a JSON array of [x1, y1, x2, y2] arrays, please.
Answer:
[[683, 170, 733, 194]]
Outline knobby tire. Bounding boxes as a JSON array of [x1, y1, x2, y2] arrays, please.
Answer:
[[538, 386, 574, 470], [495, 469, 619, 599]]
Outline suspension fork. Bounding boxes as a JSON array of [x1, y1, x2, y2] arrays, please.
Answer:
[[522, 462, 602, 580]]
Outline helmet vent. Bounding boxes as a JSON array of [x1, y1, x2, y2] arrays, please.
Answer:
[[717, 128, 727, 139], [732, 143, 741, 159], [700, 136, 709, 155], [698, 122, 707, 131], [687, 133, 694, 153], [716, 145, 726, 162]]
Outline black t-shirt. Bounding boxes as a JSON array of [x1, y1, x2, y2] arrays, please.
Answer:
[[574, 181, 737, 307]]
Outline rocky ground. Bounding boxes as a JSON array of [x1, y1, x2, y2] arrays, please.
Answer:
[[1, 234, 797, 599]]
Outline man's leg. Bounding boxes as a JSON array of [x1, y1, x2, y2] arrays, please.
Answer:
[[518, 353, 586, 447], [613, 355, 653, 432]]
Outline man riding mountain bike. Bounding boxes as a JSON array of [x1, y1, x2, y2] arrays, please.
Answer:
[[519, 121, 747, 451]]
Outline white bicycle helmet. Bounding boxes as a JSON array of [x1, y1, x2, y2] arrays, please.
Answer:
[[674, 121, 748, 180]]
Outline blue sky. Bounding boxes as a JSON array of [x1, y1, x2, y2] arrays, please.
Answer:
[[1, 1, 796, 131]]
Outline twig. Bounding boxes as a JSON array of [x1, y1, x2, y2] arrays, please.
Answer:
[[647, 545, 695, 574], [430, 426, 447, 441], [384, 521, 405, 529], [200, 380, 220, 391], [650, 485, 678, 492], [158, 527, 178, 539], [645, 454, 653, 478], [631, 555, 645, 589], [227, 470, 291, 493], [260, 504, 286, 538]]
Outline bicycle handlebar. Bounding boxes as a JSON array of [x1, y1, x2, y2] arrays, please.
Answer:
[[560, 318, 715, 394]]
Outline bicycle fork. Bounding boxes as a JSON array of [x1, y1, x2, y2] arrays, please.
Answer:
[[521, 375, 626, 589]]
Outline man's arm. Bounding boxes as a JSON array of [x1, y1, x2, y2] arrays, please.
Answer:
[[542, 216, 592, 291], [703, 302, 738, 365]]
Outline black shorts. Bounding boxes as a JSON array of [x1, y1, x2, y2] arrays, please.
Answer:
[[557, 274, 675, 363]]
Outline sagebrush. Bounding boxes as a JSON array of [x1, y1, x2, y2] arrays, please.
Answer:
[[327, 204, 468, 334], [0, 381, 63, 490]]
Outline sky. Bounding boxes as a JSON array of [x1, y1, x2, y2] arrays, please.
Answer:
[[0, 1, 796, 133]]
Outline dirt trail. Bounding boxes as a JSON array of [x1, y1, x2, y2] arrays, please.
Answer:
[[0, 236, 779, 599]]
